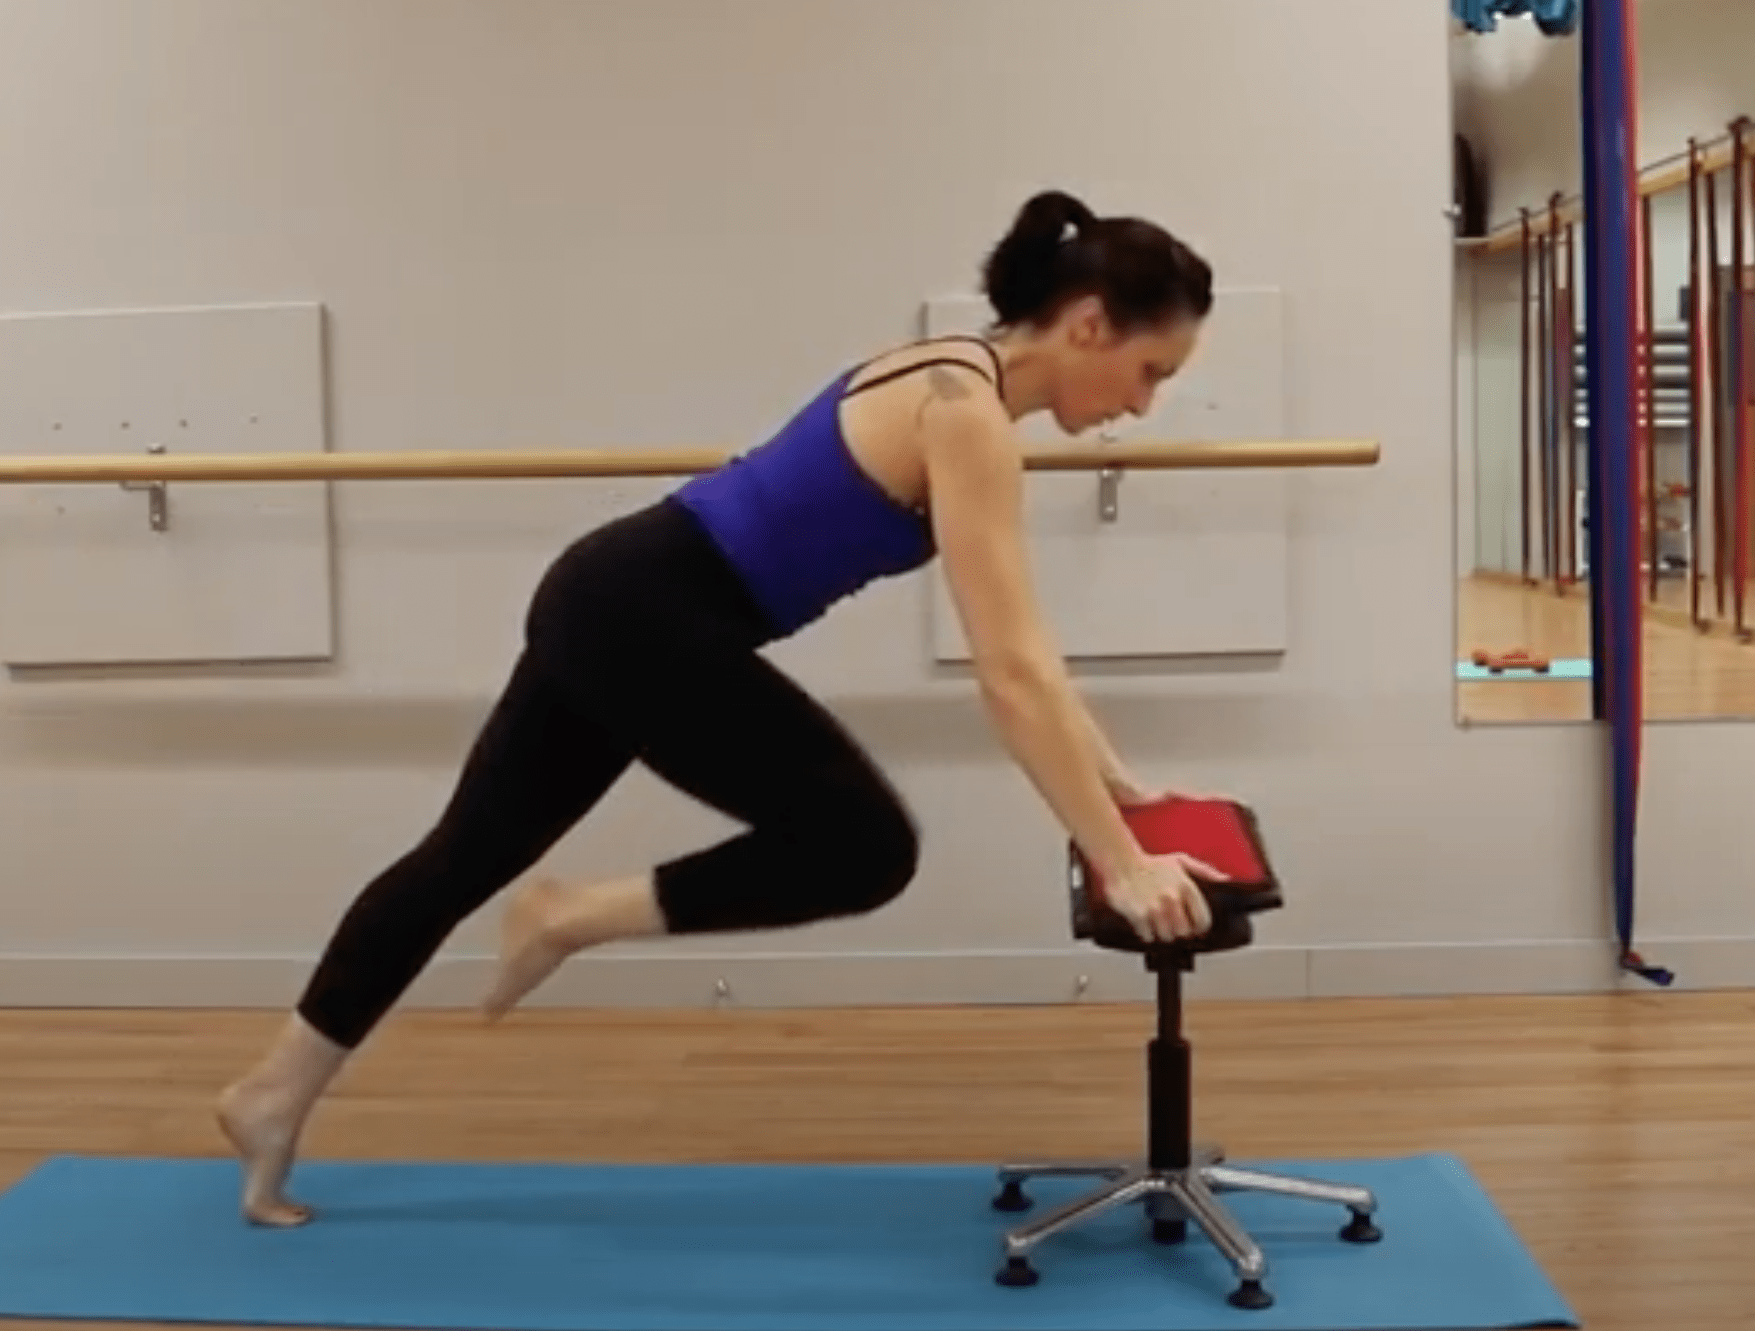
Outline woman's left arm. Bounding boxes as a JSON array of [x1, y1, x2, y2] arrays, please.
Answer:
[[1068, 690, 1146, 802]]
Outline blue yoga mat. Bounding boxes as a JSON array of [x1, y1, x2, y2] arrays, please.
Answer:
[[0, 1153, 1575, 1331], [1455, 656, 1593, 681]]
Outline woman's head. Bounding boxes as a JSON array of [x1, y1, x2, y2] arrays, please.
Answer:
[[980, 190, 1212, 434]]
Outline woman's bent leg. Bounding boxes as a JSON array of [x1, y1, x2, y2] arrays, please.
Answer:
[[219, 648, 634, 1225], [484, 608, 921, 1014], [639, 655, 920, 936]]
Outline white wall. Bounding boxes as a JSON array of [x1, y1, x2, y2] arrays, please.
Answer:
[[0, 0, 1745, 1016], [1461, 249, 1527, 576]]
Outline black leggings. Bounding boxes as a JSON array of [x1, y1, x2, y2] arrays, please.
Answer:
[[296, 498, 920, 1049]]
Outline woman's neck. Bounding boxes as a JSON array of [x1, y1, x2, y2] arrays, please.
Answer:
[[985, 327, 1056, 421]]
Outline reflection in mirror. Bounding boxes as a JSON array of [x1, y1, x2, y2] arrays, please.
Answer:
[[1452, 7, 1755, 724]]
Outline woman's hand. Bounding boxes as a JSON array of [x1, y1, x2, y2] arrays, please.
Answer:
[[1103, 853, 1228, 942]]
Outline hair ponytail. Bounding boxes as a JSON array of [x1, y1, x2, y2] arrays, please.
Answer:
[[980, 190, 1095, 326], [979, 189, 1212, 334]]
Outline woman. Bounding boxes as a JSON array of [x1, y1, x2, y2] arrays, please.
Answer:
[[217, 188, 1227, 1226]]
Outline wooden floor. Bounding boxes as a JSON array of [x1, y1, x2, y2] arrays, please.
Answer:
[[3, 993, 1755, 1329], [1457, 571, 1755, 722]]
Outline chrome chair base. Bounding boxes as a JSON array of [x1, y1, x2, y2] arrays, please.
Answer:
[[990, 1145, 1382, 1311]]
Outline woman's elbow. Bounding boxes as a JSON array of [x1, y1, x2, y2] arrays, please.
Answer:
[[973, 644, 1056, 715]]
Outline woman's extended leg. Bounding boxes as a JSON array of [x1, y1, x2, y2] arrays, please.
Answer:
[[217, 648, 638, 1226]]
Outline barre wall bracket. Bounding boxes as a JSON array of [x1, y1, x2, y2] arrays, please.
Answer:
[[119, 444, 169, 532]]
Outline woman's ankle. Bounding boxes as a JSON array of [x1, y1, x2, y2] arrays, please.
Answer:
[[233, 1012, 348, 1100], [561, 873, 665, 947]]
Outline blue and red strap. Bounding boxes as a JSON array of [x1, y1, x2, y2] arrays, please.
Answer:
[[1580, 0, 1672, 986]]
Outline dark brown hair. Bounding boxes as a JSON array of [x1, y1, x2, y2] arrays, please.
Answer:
[[981, 190, 1212, 333]]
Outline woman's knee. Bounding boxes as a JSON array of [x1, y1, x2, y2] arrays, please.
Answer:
[[821, 778, 920, 916]]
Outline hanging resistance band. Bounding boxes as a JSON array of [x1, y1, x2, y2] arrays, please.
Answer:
[[1688, 140, 1706, 629], [1641, 193, 1657, 601], [1734, 121, 1752, 640], [1580, 0, 1670, 986], [1521, 210, 1535, 583], [1704, 162, 1725, 617], [1563, 217, 1579, 585]]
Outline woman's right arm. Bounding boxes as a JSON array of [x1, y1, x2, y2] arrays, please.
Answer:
[[915, 366, 1213, 939]]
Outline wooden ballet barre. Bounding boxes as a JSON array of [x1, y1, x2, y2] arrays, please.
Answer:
[[0, 438, 1380, 484], [1469, 119, 1750, 254]]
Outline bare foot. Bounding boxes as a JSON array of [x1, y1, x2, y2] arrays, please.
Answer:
[[216, 1080, 313, 1227], [482, 877, 574, 1020], [483, 873, 665, 1020]]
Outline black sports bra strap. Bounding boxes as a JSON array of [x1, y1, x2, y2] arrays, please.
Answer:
[[842, 336, 1005, 401], [919, 335, 1004, 387], [842, 357, 997, 400]]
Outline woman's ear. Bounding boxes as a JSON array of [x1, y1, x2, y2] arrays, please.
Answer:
[[1061, 294, 1108, 349]]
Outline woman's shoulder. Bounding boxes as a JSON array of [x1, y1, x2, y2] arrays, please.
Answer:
[[833, 335, 1015, 513], [842, 335, 1006, 400]]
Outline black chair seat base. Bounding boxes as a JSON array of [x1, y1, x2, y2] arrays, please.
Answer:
[[990, 1154, 1381, 1311]]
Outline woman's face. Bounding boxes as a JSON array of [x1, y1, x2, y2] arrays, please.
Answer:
[[1047, 297, 1203, 436]]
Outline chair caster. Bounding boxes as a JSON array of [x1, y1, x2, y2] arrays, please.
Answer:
[[1151, 1218, 1186, 1244], [991, 1180, 1031, 1212], [1340, 1209, 1382, 1243], [995, 1255, 1039, 1287], [1228, 1278, 1274, 1311]]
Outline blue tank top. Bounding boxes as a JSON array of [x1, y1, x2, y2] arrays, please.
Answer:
[[673, 340, 1002, 638]]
